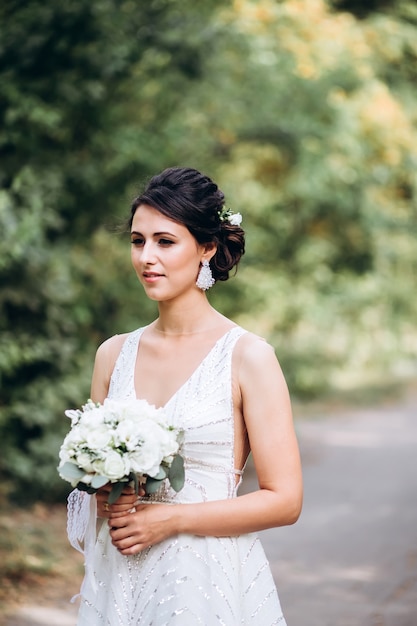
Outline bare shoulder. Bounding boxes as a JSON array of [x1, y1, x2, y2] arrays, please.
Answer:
[[91, 332, 131, 402], [93, 333, 130, 382], [95, 332, 130, 363], [235, 331, 288, 395], [235, 331, 280, 369]]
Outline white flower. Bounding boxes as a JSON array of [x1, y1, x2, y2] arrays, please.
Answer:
[[84, 425, 113, 450], [228, 212, 242, 226], [103, 398, 164, 424], [101, 450, 130, 481], [81, 405, 106, 428], [114, 419, 142, 451], [75, 451, 97, 474], [59, 428, 86, 460], [128, 422, 165, 476], [64, 408, 83, 426], [58, 397, 184, 495]]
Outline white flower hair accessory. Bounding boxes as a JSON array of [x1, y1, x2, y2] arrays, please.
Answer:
[[218, 207, 243, 226]]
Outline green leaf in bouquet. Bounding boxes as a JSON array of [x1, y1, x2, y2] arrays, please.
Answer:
[[168, 454, 185, 492], [152, 466, 168, 480], [144, 477, 163, 495], [129, 472, 139, 495], [91, 475, 109, 489], [108, 480, 126, 504], [59, 462, 85, 481]]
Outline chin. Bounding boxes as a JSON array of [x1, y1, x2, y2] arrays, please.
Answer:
[[141, 282, 195, 302]]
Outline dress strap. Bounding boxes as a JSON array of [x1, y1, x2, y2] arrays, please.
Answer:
[[108, 327, 145, 400]]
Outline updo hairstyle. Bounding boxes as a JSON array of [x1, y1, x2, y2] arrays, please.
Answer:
[[129, 167, 245, 282]]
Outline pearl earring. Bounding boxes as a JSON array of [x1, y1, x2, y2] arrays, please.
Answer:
[[196, 260, 215, 291]]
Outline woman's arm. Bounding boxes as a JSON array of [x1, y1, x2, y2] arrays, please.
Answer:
[[110, 336, 303, 554], [90, 333, 139, 517], [181, 337, 303, 533]]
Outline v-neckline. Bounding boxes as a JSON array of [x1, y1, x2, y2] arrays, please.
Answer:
[[133, 326, 237, 409]]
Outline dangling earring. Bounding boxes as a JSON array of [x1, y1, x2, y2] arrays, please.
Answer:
[[196, 260, 215, 291]]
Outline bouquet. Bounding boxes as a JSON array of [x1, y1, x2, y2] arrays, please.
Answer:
[[58, 398, 184, 504]]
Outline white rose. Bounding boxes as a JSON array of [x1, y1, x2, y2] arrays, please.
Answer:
[[129, 449, 160, 477], [102, 450, 130, 481], [58, 446, 72, 464], [63, 426, 86, 448], [128, 426, 161, 476], [156, 428, 179, 459], [75, 451, 96, 473], [84, 425, 113, 450], [228, 212, 242, 226], [59, 430, 85, 463]]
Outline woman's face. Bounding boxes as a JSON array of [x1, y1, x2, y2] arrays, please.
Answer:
[[130, 204, 211, 302]]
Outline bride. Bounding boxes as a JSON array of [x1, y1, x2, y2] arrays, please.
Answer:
[[67, 166, 303, 625]]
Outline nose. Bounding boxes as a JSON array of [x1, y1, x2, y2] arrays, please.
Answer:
[[140, 240, 157, 265]]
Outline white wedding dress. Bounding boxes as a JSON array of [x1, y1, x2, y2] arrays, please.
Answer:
[[67, 326, 287, 625]]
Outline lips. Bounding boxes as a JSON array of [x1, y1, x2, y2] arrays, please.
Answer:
[[142, 271, 164, 282]]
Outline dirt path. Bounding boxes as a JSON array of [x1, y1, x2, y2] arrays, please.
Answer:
[[4, 390, 417, 625], [253, 390, 417, 626]]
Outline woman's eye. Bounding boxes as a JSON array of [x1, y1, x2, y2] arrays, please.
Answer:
[[158, 238, 174, 246], [131, 238, 144, 246]]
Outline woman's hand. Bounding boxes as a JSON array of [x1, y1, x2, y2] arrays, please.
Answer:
[[96, 484, 142, 519], [109, 504, 178, 555]]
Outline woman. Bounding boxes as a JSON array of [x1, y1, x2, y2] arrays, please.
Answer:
[[67, 166, 303, 625]]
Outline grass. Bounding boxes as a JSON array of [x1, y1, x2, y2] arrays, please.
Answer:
[[0, 499, 84, 619]]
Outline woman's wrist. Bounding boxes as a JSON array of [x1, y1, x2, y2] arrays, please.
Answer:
[[171, 503, 189, 535]]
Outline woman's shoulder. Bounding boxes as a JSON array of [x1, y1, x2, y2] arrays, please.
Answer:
[[96, 332, 129, 357], [235, 329, 282, 376], [234, 330, 289, 401], [236, 328, 276, 356], [95, 327, 144, 366]]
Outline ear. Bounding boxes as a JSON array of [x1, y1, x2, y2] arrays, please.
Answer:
[[201, 241, 217, 263]]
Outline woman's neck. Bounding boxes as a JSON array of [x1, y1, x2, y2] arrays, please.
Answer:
[[153, 298, 226, 337]]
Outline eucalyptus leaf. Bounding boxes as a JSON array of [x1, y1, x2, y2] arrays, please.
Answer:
[[129, 472, 139, 494], [152, 466, 168, 481], [144, 477, 163, 495], [59, 462, 85, 480], [168, 454, 185, 492], [91, 474, 109, 489], [108, 481, 125, 504]]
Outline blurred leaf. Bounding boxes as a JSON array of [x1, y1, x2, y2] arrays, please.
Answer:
[[168, 455, 185, 493]]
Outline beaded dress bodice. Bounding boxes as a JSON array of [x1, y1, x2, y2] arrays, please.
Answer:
[[68, 326, 286, 625], [107, 326, 245, 505]]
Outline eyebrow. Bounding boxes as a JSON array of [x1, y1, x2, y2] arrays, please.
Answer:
[[130, 230, 178, 237]]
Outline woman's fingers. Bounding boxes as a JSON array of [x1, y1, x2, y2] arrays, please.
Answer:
[[109, 521, 148, 554], [96, 484, 137, 517]]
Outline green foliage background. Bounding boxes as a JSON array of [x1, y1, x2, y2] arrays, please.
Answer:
[[1, 0, 416, 502]]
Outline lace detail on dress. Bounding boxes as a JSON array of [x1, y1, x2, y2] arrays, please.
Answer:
[[67, 490, 90, 554], [67, 489, 101, 602]]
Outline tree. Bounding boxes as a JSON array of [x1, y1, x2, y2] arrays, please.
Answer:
[[1, 0, 416, 500], [0, 0, 225, 501], [179, 0, 417, 394]]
